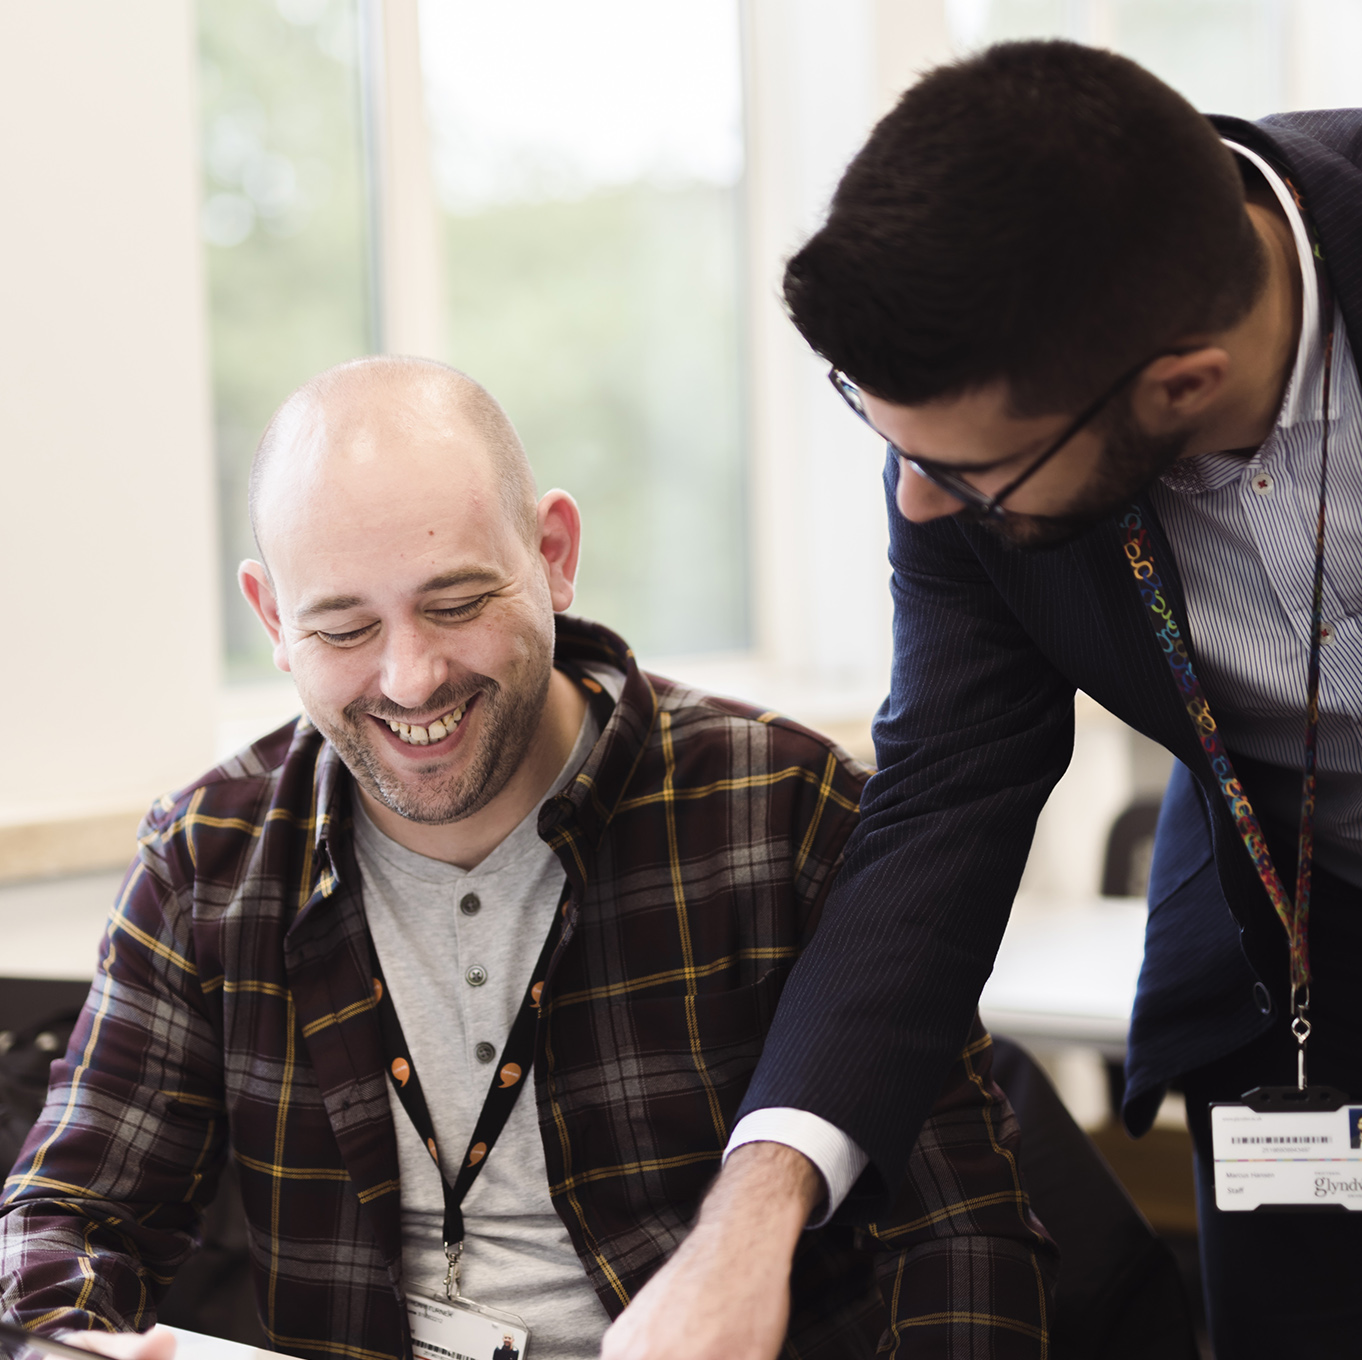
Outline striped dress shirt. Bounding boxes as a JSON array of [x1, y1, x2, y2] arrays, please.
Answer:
[[1152, 141, 1362, 886]]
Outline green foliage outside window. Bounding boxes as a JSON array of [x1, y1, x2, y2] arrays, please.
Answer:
[[199, 0, 747, 674], [439, 182, 747, 657], [198, 0, 371, 679]]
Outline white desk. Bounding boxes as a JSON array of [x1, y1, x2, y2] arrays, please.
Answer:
[[979, 896, 1147, 1054], [0, 870, 123, 981], [168, 1327, 300, 1360]]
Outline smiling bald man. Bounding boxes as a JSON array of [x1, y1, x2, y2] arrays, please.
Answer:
[[0, 357, 1053, 1360]]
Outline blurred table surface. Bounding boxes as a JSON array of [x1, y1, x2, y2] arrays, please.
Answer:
[[1, 873, 1149, 1051], [0, 869, 124, 982], [169, 1326, 300, 1360], [980, 895, 1148, 1054]]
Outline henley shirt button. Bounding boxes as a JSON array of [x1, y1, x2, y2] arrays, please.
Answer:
[[1253, 981, 1273, 1015], [460, 893, 481, 916], [465, 964, 488, 987], [475, 1041, 496, 1063], [1252, 473, 1274, 496]]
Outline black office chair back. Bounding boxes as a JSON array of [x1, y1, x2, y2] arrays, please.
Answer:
[[991, 1036, 1200, 1359]]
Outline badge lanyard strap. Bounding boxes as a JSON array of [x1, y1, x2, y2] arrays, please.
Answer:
[[367, 881, 568, 1300], [1121, 166, 1335, 1089]]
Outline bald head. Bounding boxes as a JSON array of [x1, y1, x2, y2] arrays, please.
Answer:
[[248, 357, 538, 564]]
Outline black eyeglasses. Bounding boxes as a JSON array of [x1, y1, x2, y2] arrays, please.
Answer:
[[828, 349, 1195, 520]]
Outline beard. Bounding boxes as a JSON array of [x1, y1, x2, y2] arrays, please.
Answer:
[[961, 394, 1193, 550], [318, 640, 554, 826]]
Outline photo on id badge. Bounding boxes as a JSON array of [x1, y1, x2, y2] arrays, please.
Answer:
[[408, 1291, 529, 1360], [1350, 1107, 1362, 1149]]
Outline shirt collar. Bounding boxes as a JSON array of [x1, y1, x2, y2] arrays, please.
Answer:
[[1222, 137, 1327, 430], [1158, 138, 1334, 497]]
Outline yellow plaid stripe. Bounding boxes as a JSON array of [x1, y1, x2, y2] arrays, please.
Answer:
[[540, 947, 795, 1014], [615, 765, 859, 816], [301, 994, 377, 1038], [548, 1148, 720, 1197]]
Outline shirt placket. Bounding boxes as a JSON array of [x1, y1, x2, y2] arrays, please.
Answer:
[[1239, 431, 1362, 775], [453, 879, 507, 1075], [1240, 442, 1317, 656]]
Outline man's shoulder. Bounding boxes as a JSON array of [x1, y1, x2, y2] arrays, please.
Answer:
[[1258, 108, 1362, 167], [138, 716, 332, 881], [641, 669, 870, 792], [1211, 109, 1362, 176]]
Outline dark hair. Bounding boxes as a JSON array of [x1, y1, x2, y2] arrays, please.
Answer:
[[784, 40, 1266, 414]]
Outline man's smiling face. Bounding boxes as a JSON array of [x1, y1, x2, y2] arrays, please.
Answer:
[[241, 367, 563, 826]]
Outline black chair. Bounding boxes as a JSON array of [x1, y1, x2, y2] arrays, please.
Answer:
[[991, 1035, 1200, 1359], [1101, 799, 1163, 899]]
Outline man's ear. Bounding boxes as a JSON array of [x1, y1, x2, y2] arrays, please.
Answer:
[[238, 560, 292, 673], [1134, 346, 1232, 429], [536, 490, 582, 612]]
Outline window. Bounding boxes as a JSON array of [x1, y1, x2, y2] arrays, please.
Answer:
[[946, 0, 1362, 115], [198, 0, 373, 680], [417, 0, 748, 657]]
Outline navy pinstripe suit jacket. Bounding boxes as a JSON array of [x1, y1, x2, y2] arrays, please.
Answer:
[[738, 109, 1362, 1213]]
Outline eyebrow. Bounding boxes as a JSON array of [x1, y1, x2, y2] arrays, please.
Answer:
[[293, 568, 506, 623]]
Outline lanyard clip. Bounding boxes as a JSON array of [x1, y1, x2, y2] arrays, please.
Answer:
[[1290, 982, 1312, 1091], [443, 1240, 464, 1302]]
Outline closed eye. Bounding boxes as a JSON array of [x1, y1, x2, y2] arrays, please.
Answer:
[[431, 593, 494, 622], [311, 592, 495, 645], [315, 622, 379, 646]]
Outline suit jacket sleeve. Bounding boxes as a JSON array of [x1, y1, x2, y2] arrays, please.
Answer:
[[737, 454, 1077, 1211]]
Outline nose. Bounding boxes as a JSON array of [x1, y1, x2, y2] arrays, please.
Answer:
[[894, 457, 969, 522], [379, 620, 449, 712]]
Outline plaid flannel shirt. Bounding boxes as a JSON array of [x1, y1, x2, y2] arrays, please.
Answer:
[[2, 617, 1055, 1359]]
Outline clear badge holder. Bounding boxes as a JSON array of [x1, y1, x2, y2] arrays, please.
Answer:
[[409, 1288, 530, 1360], [1210, 1085, 1362, 1212]]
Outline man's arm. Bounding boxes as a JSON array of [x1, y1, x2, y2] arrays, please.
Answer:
[[737, 460, 1075, 1206], [601, 459, 1072, 1358], [1, 820, 226, 1338], [600, 1143, 819, 1360], [723, 1109, 866, 1226], [604, 1025, 1056, 1360]]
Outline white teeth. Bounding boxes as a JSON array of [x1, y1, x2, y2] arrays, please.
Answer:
[[428, 721, 448, 741]]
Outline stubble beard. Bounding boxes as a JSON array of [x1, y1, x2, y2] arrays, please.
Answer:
[[321, 644, 554, 826], [965, 396, 1193, 551]]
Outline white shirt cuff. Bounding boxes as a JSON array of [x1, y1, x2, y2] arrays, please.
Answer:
[[724, 1108, 870, 1228]]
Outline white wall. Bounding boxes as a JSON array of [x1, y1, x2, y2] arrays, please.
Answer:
[[0, 3, 219, 830]]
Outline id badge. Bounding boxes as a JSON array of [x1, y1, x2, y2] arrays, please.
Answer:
[[1211, 1086, 1362, 1211], [408, 1289, 530, 1360]]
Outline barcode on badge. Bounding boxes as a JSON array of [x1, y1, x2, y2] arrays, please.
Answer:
[[1230, 1135, 1331, 1145], [416, 1344, 477, 1360]]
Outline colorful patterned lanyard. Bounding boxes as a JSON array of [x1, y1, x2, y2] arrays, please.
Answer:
[[1121, 168, 1335, 1089]]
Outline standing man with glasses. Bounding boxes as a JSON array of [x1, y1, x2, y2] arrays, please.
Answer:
[[605, 39, 1362, 1360]]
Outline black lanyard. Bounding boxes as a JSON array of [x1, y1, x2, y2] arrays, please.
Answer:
[[366, 881, 568, 1298], [1122, 158, 1335, 1089]]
